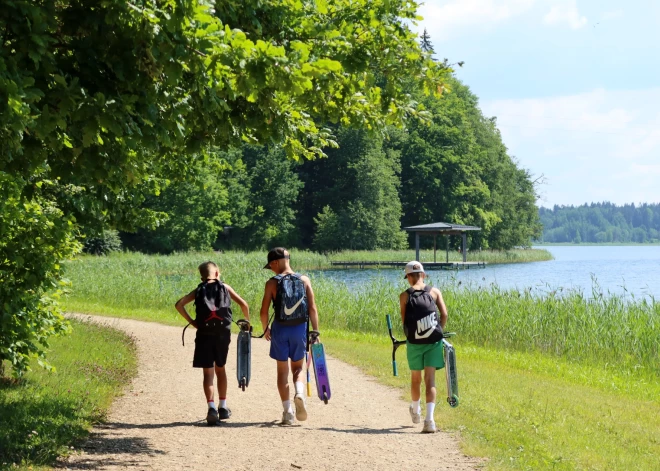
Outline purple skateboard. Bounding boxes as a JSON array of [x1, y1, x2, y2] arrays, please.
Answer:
[[310, 340, 331, 404]]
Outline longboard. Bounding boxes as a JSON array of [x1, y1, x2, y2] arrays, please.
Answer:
[[236, 320, 251, 391], [442, 338, 459, 407], [310, 335, 331, 404]]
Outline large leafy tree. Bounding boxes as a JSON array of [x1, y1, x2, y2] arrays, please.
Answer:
[[298, 128, 407, 250], [0, 0, 447, 374]]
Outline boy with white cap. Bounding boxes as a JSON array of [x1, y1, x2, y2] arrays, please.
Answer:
[[399, 261, 448, 433]]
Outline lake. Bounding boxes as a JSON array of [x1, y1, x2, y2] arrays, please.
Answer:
[[313, 246, 660, 299]]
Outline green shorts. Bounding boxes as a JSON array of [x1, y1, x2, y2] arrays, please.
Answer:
[[406, 341, 445, 371]]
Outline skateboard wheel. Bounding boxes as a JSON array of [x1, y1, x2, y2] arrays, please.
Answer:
[[240, 377, 246, 391], [448, 395, 459, 408], [323, 392, 328, 405]]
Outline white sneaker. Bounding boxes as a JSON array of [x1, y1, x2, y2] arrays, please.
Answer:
[[422, 419, 437, 433], [281, 410, 295, 426], [409, 405, 421, 424], [294, 394, 308, 421]]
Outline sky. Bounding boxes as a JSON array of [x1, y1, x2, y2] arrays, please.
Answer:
[[413, 0, 660, 207]]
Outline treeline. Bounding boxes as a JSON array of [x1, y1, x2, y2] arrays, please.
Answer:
[[117, 77, 542, 254], [538, 203, 660, 243]]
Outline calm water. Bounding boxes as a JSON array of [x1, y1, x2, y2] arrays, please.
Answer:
[[313, 246, 660, 299]]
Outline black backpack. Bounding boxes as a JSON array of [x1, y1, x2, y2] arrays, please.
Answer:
[[404, 285, 444, 344], [195, 280, 232, 333], [273, 273, 308, 326]]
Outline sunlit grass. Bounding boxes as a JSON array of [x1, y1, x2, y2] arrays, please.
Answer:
[[323, 331, 660, 471], [0, 319, 137, 469]]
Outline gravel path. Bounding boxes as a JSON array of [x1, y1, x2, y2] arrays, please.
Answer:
[[60, 316, 481, 470]]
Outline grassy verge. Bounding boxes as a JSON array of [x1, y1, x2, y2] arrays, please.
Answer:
[[323, 330, 660, 471], [0, 319, 137, 469]]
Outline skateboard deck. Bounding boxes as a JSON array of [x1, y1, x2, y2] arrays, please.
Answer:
[[236, 321, 251, 391], [442, 339, 459, 407], [311, 342, 331, 404]]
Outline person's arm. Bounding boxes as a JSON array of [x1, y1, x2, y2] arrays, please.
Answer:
[[301, 276, 318, 331], [174, 290, 197, 327], [260, 279, 277, 341], [433, 288, 448, 330], [224, 284, 249, 322], [399, 291, 408, 324]]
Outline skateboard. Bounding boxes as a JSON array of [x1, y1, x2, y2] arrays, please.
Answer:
[[442, 337, 459, 408], [309, 331, 331, 404], [385, 314, 459, 407], [236, 320, 251, 391]]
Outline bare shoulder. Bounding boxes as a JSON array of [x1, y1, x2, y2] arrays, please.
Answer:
[[431, 286, 443, 297], [300, 274, 312, 286], [399, 290, 408, 301]]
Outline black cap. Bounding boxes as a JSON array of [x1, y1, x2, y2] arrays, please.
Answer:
[[263, 247, 290, 269]]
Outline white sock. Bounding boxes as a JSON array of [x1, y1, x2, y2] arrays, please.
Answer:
[[208, 401, 216, 410], [219, 399, 227, 409], [411, 400, 421, 413], [426, 402, 436, 420], [282, 400, 292, 413], [294, 381, 304, 396]]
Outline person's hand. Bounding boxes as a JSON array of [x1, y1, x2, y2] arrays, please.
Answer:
[[191, 320, 198, 329], [264, 326, 271, 341]]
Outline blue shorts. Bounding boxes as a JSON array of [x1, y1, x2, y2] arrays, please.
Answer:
[[270, 321, 307, 362]]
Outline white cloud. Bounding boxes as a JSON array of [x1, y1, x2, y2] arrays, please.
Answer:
[[416, 0, 536, 40], [482, 89, 660, 206], [543, 1, 588, 29]]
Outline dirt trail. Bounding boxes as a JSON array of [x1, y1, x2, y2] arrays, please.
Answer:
[[60, 316, 481, 470]]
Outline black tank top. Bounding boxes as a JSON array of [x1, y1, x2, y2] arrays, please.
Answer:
[[404, 285, 444, 344]]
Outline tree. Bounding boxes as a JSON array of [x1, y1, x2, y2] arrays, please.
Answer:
[[1, 0, 447, 375], [299, 128, 407, 250], [420, 28, 435, 55]]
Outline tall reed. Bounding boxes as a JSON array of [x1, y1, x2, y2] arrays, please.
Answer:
[[64, 251, 658, 377]]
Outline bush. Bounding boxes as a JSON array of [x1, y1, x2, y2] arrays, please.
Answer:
[[82, 230, 122, 255]]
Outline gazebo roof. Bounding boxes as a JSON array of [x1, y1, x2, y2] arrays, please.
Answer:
[[404, 222, 481, 233]]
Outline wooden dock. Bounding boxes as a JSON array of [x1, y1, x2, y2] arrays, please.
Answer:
[[329, 261, 487, 270]]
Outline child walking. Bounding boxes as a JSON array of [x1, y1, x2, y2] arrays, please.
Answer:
[[399, 261, 448, 433], [260, 248, 319, 425], [175, 261, 250, 425]]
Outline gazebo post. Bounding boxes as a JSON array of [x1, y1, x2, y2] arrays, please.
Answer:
[[446, 235, 449, 263], [415, 232, 420, 262], [433, 234, 437, 263], [462, 232, 467, 262]]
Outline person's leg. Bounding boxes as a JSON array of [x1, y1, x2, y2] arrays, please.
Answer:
[[203, 367, 215, 403], [291, 357, 307, 421], [423, 366, 437, 416], [276, 360, 291, 401], [215, 365, 227, 404], [410, 370, 423, 402]]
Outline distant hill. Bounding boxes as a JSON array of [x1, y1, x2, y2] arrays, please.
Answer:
[[538, 202, 660, 243]]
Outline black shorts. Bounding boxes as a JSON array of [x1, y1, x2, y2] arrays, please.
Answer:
[[193, 332, 231, 368]]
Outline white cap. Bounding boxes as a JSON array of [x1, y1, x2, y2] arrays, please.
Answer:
[[404, 261, 425, 279]]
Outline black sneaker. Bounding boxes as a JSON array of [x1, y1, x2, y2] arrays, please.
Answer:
[[218, 407, 232, 420], [206, 407, 219, 425]]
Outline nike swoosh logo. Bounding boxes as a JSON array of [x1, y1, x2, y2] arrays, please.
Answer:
[[283, 297, 304, 316], [415, 328, 434, 340]]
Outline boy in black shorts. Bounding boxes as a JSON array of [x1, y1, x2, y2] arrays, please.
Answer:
[[175, 261, 250, 425]]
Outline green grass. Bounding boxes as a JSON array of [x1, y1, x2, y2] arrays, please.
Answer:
[[323, 330, 660, 471], [61, 251, 660, 470], [0, 319, 137, 469]]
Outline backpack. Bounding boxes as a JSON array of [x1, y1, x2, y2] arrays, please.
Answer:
[[273, 273, 308, 326], [195, 280, 232, 333], [403, 285, 444, 344]]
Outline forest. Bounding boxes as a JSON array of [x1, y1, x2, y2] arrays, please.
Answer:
[[538, 202, 660, 243], [118, 74, 542, 255]]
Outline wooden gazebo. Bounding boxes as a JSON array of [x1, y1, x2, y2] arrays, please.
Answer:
[[404, 222, 482, 263]]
